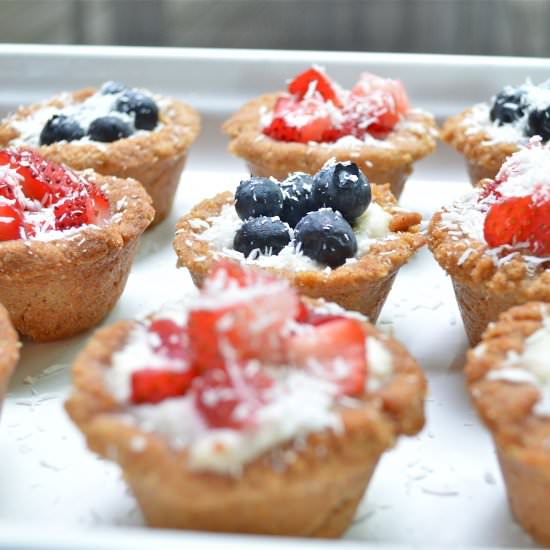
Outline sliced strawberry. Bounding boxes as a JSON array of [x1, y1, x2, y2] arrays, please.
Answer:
[[131, 368, 196, 405], [54, 196, 93, 231], [193, 364, 274, 429], [287, 318, 367, 396], [529, 197, 550, 255], [352, 72, 409, 114], [295, 299, 347, 326], [0, 203, 23, 241], [149, 319, 189, 360], [484, 195, 533, 249], [189, 262, 298, 371], [288, 67, 343, 107], [263, 117, 304, 142], [87, 184, 110, 222]]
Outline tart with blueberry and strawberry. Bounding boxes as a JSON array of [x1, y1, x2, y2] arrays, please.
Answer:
[[442, 78, 550, 185], [429, 138, 550, 345], [65, 261, 426, 537], [0, 81, 200, 225], [465, 302, 550, 546], [223, 67, 437, 199], [0, 303, 18, 417], [0, 148, 154, 341], [174, 161, 424, 322]]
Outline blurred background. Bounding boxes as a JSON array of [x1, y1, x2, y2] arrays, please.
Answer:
[[0, 0, 549, 57]]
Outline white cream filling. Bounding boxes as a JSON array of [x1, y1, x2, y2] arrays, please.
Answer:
[[487, 311, 550, 416], [193, 200, 393, 272]]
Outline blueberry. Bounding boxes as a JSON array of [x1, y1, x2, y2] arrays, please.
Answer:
[[526, 107, 550, 141], [312, 162, 371, 223], [234, 216, 291, 257], [100, 81, 128, 95], [115, 90, 159, 130], [88, 116, 133, 142], [294, 208, 357, 268], [235, 177, 283, 220], [39, 115, 85, 145], [489, 88, 526, 125], [280, 172, 315, 227]]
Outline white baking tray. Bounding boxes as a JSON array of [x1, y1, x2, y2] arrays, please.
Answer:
[[1, 45, 549, 550]]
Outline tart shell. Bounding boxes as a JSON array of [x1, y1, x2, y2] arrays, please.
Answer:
[[173, 185, 425, 322], [441, 109, 518, 186], [223, 93, 438, 199], [428, 210, 550, 345], [65, 313, 426, 536], [0, 303, 19, 415], [465, 302, 550, 546], [0, 173, 154, 341], [0, 88, 200, 226]]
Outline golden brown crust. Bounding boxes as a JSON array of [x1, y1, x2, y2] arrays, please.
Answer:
[[441, 109, 518, 185], [223, 93, 438, 198], [465, 302, 550, 545], [0, 88, 201, 225], [428, 210, 550, 344], [173, 185, 425, 322], [0, 172, 154, 341], [65, 309, 426, 536], [0, 303, 18, 412]]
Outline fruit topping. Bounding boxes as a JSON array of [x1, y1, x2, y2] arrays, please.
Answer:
[[484, 194, 550, 255], [263, 67, 409, 144], [88, 116, 133, 143], [0, 148, 110, 241], [527, 107, 550, 143], [131, 369, 196, 405], [287, 318, 367, 396], [115, 90, 159, 131], [233, 216, 291, 257], [489, 88, 526, 126], [235, 177, 284, 220], [312, 161, 371, 223], [192, 364, 274, 429], [294, 208, 357, 267], [279, 172, 315, 228], [100, 81, 128, 95], [39, 114, 85, 146], [188, 262, 299, 372]]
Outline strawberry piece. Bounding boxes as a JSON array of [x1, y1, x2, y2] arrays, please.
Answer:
[[131, 368, 196, 405], [264, 97, 333, 143], [87, 184, 110, 223], [188, 261, 298, 371], [295, 299, 346, 326], [54, 196, 93, 230], [352, 72, 409, 114], [0, 203, 23, 241], [149, 319, 189, 360], [484, 196, 533, 249], [529, 198, 550, 255], [193, 364, 274, 429], [287, 318, 367, 396], [288, 67, 343, 107]]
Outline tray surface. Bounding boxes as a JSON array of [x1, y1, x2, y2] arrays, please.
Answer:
[[1, 45, 549, 549]]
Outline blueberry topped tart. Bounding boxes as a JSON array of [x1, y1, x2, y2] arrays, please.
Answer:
[[442, 78, 550, 185], [0, 82, 200, 225], [173, 161, 425, 321]]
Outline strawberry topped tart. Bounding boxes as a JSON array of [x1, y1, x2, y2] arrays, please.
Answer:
[[66, 261, 426, 537], [442, 78, 550, 184], [0, 82, 200, 225], [0, 148, 153, 341], [0, 303, 18, 419], [429, 138, 550, 344], [223, 66, 437, 198], [174, 161, 425, 321]]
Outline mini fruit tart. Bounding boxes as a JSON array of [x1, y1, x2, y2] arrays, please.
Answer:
[[65, 261, 426, 537], [174, 161, 424, 322], [0, 81, 200, 226], [223, 66, 437, 198], [429, 138, 550, 345], [0, 148, 154, 341], [442, 78, 550, 185], [465, 302, 550, 546], [0, 303, 18, 418]]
